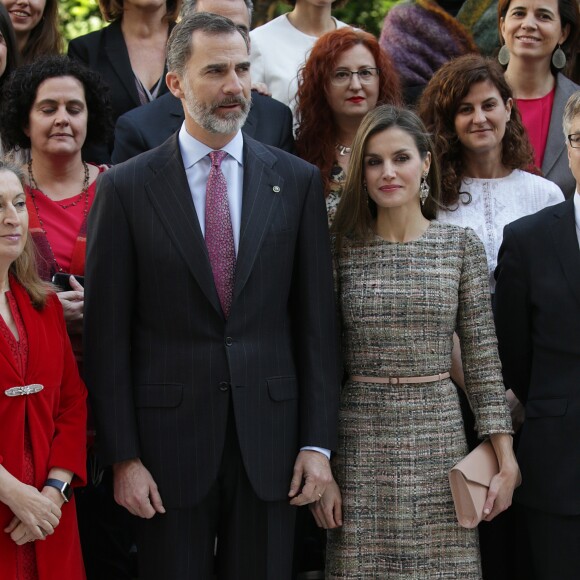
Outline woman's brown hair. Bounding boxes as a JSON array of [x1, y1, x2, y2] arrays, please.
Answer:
[[497, 0, 580, 77], [20, 0, 62, 65], [418, 54, 534, 208], [332, 105, 441, 252]]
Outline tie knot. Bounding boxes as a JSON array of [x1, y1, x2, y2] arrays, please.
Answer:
[[209, 150, 227, 168]]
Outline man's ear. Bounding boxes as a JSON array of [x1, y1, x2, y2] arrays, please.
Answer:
[[166, 71, 185, 100]]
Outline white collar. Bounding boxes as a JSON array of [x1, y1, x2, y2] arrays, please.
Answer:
[[178, 124, 244, 169]]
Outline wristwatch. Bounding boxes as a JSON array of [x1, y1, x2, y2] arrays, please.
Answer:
[[44, 479, 73, 503]]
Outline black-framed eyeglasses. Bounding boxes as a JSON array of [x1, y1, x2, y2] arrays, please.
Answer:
[[330, 68, 380, 86], [568, 134, 580, 148]]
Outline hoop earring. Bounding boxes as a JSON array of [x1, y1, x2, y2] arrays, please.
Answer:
[[420, 173, 429, 207], [552, 44, 566, 70], [498, 44, 510, 66]]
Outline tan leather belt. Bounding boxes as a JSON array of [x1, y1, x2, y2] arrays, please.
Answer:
[[350, 372, 450, 385]]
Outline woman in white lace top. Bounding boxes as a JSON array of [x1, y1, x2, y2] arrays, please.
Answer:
[[419, 53, 564, 410], [419, 54, 564, 293], [418, 55, 563, 579]]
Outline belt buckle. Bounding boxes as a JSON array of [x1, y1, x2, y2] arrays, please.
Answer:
[[4, 384, 44, 397]]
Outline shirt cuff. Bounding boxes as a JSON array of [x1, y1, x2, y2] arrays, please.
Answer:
[[300, 446, 331, 460]]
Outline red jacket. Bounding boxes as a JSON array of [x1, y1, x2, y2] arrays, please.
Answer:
[[0, 279, 87, 579]]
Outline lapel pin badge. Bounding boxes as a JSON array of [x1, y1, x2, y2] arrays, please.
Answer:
[[272, 186, 281, 193]]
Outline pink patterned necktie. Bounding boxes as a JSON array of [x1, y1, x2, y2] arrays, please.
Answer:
[[205, 150, 236, 318]]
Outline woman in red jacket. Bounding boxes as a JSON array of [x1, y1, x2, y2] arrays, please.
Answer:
[[0, 159, 87, 579]]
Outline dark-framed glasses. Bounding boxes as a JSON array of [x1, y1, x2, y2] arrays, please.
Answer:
[[568, 134, 580, 148], [330, 68, 380, 87]]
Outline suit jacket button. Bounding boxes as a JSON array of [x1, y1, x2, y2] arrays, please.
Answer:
[[225, 337, 233, 347], [219, 382, 230, 392]]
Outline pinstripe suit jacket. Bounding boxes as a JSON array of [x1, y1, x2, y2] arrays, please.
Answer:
[[84, 132, 340, 508]]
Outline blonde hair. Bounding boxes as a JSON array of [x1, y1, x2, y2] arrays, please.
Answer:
[[0, 161, 51, 309]]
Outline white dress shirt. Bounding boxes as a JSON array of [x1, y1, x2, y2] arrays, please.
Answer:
[[177, 123, 330, 460]]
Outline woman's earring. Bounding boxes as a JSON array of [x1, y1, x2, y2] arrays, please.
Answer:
[[420, 173, 429, 206], [552, 44, 566, 70], [498, 44, 510, 66]]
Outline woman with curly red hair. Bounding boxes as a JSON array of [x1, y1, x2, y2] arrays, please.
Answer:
[[295, 27, 402, 225]]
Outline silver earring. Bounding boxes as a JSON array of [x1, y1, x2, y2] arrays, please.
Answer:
[[552, 44, 566, 69], [420, 173, 429, 206], [498, 44, 510, 66]]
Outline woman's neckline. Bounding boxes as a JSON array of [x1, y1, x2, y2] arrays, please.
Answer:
[[372, 221, 433, 245], [462, 170, 516, 183]]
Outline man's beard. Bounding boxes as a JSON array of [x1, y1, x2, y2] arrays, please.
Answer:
[[183, 84, 251, 135]]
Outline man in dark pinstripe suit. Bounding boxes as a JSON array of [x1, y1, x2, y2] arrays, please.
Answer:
[[84, 11, 340, 580]]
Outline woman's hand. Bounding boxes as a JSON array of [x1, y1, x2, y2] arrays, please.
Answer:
[[309, 478, 343, 529], [57, 275, 84, 334], [2, 482, 62, 544], [482, 433, 520, 522]]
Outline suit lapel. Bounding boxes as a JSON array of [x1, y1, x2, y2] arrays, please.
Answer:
[[104, 21, 141, 108], [542, 74, 568, 177], [549, 198, 580, 308], [0, 309, 20, 380], [1, 279, 39, 381], [233, 137, 282, 302], [144, 135, 222, 316], [14, 280, 40, 379]]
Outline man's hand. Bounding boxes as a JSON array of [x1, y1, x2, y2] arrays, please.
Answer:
[[113, 458, 165, 519], [288, 450, 333, 506]]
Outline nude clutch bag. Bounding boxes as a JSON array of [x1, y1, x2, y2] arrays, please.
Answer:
[[448, 439, 498, 529]]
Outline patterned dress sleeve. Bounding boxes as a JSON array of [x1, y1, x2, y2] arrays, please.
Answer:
[[456, 227, 512, 437]]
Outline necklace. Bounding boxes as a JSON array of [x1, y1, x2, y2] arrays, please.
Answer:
[[336, 143, 351, 156], [27, 160, 91, 273], [28, 160, 90, 209]]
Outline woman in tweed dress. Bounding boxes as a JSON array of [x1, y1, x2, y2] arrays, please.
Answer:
[[311, 105, 519, 578]]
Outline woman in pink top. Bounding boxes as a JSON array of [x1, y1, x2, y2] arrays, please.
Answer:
[[497, 0, 579, 197]]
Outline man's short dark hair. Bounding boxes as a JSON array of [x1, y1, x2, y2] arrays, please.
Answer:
[[167, 12, 250, 77]]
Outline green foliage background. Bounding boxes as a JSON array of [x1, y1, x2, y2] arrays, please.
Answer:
[[333, 0, 399, 36], [59, 0, 400, 43], [59, 0, 104, 45]]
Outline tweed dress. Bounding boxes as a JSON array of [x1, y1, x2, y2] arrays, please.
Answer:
[[326, 222, 512, 579]]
